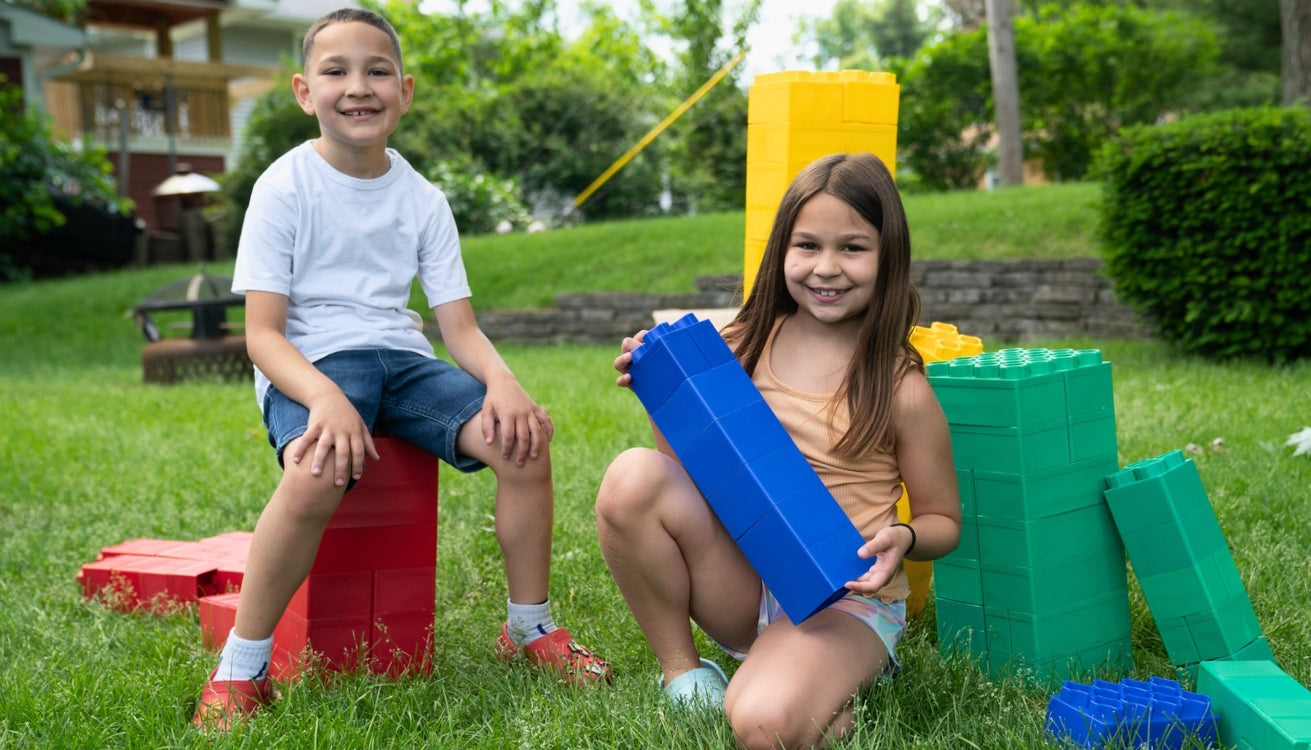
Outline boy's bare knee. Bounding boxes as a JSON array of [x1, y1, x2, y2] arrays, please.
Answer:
[[275, 468, 345, 524]]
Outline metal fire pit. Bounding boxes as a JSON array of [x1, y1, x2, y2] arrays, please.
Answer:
[[133, 272, 250, 384]]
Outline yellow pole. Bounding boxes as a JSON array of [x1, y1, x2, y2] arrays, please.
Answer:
[[573, 51, 746, 208]]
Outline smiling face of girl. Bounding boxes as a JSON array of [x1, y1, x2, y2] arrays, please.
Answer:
[[782, 191, 882, 331]]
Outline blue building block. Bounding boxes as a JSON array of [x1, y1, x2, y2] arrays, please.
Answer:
[[627, 314, 869, 622], [1045, 677, 1217, 749]]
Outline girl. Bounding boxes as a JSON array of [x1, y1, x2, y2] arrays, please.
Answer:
[[595, 152, 960, 749]]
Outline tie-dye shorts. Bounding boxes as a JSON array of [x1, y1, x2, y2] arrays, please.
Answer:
[[717, 585, 907, 668]]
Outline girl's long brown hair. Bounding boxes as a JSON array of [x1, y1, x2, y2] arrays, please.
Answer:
[[722, 152, 922, 459]]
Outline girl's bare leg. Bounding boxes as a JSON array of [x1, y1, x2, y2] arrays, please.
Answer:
[[725, 612, 888, 750], [595, 447, 760, 683]]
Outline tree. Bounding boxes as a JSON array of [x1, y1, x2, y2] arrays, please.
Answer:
[[897, 3, 1220, 189], [892, 31, 994, 190], [643, 0, 761, 213], [1, 79, 126, 262], [936, 0, 986, 30], [801, 0, 930, 70], [985, 0, 1023, 186], [1283, 0, 1311, 105], [1019, 4, 1220, 181]]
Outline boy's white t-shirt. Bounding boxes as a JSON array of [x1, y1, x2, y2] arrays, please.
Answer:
[[232, 141, 472, 407]]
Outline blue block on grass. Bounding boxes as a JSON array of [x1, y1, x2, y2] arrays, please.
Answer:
[[1045, 677, 1216, 749], [627, 314, 869, 623]]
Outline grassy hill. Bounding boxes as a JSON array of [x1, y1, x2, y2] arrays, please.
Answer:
[[458, 181, 1102, 309]]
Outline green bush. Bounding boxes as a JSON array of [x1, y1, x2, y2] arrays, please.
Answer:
[[0, 79, 127, 279], [425, 158, 531, 235], [1094, 107, 1311, 363]]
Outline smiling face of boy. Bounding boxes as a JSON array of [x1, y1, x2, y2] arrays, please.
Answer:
[[292, 20, 414, 178]]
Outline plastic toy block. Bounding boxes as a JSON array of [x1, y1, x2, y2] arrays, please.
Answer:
[[984, 589, 1132, 664], [96, 538, 194, 558], [271, 610, 375, 678], [747, 70, 900, 126], [312, 523, 437, 574], [1119, 509, 1229, 580], [712, 445, 844, 540], [1154, 598, 1263, 667], [744, 70, 899, 297], [651, 362, 770, 453], [909, 321, 984, 364], [1045, 677, 1217, 750], [927, 348, 1113, 428], [373, 567, 437, 617], [898, 322, 982, 617], [975, 502, 1120, 569], [934, 557, 983, 605], [936, 596, 988, 656], [1197, 660, 1311, 750], [969, 455, 1117, 521], [79, 554, 217, 610], [1069, 413, 1118, 463], [895, 486, 933, 619], [928, 357, 1069, 428], [84, 436, 440, 681], [955, 515, 980, 561], [758, 526, 871, 622], [627, 314, 868, 622], [978, 550, 1128, 614], [1135, 549, 1253, 622], [628, 313, 737, 412], [371, 610, 435, 677], [1178, 636, 1279, 682], [286, 572, 374, 620], [1104, 450, 1217, 534], [680, 401, 797, 505], [948, 419, 1078, 475], [985, 638, 1135, 690], [198, 592, 241, 650], [201, 593, 376, 678], [1103, 450, 1264, 665]]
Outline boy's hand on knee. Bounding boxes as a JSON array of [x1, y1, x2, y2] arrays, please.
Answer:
[[297, 395, 379, 486], [480, 382, 554, 467]]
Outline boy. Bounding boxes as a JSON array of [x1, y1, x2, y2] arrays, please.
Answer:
[[193, 7, 610, 732]]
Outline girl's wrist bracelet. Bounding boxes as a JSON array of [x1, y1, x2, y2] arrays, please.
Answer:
[[890, 522, 916, 555]]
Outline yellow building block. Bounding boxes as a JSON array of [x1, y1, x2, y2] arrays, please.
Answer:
[[901, 323, 985, 618], [744, 70, 900, 297], [910, 322, 985, 364]]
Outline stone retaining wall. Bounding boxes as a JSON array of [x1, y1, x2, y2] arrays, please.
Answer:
[[428, 259, 1152, 345]]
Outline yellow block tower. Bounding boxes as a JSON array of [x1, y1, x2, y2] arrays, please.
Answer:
[[744, 70, 900, 297], [901, 322, 985, 617]]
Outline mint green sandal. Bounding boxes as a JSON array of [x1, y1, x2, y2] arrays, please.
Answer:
[[660, 658, 728, 710]]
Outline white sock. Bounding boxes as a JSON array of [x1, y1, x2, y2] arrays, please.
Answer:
[[507, 599, 557, 647], [213, 629, 274, 682]]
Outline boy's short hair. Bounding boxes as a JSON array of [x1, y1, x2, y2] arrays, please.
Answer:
[[302, 8, 404, 71]]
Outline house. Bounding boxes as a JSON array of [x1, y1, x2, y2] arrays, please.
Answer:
[[22, 0, 356, 234]]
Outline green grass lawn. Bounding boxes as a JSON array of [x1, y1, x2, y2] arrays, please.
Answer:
[[1, 183, 1308, 748]]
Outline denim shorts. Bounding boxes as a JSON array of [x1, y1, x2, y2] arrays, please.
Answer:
[[262, 349, 486, 474], [718, 585, 907, 669]]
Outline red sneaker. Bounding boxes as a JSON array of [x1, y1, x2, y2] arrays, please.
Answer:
[[495, 623, 613, 686], [191, 673, 278, 732]]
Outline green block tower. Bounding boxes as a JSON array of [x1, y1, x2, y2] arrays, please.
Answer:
[[928, 347, 1132, 687], [1104, 450, 1272, 674]]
